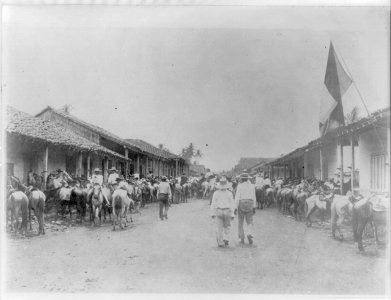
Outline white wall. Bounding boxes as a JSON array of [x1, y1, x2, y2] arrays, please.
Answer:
[[358, 128, 388, 195]]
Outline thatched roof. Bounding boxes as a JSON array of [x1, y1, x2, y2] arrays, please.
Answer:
[[6, 106, 128, 160]]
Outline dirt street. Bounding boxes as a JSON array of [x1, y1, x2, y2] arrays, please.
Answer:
[[5, 198, 387, 294]]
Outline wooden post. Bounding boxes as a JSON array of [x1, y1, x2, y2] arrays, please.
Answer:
[[87, 152, 91, 179], [387, 127, 390, 192], [319, 147, 324, 181], [339, 140, 344, 195], [290, 161, 294, 179], [103, 157, 109, 184], [77, 151, 83, 177], [145, 156, 149, 177], [124, 148, 129, 179], [43, 145, 49, 190], [303, 150, 308, 178], [351, 134, 355, 194], [175, 160, 179, 178], [136, 155, 140, 175], [157, 159, 160, 177]]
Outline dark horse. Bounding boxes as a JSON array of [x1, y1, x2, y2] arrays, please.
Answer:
[[352, 195, 388, 251]]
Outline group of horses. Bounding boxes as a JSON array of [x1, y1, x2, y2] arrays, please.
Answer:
[[6, 172, 205, 235], [258, 177, 388, 251]]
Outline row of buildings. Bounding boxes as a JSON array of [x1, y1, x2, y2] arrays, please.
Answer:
[[247, 107, 390, 196], [6, 106, 190, 189]]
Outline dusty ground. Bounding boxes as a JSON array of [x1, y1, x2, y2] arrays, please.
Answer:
[[4, 198, 387, 294]]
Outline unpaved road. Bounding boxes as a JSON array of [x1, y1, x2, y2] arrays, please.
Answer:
[[4, 198, 387, 294]]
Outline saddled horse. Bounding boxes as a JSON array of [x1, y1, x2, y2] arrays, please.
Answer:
[[7, 188, 29, 235], [352, 194, 388, 251], [90, 185, 106, 226], [27, 188, 46, 235], [305, 193, 333, 227], [330, 193, 354, 240], [174, 182, 183, 204], [70, 186, 88, 224], [141, 182, 152, 206], [27, 172, 43, 190], [112, 189, 134, 230], [201, 181, 210, 200]]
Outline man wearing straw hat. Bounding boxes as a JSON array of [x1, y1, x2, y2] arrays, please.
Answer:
[[210, 176, 235, 248], [235, 173, 256, 245], [87, 168, 104, 203]]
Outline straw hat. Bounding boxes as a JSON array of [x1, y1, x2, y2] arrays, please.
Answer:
[[109, 167, 117, 172], [93, 168, 102, 173], [217, 177, 229, 189], [239, 173, 252, 179]]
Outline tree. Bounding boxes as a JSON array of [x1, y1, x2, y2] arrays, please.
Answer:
[[180, 142, 203, 164], [345, 106, 360, 125]]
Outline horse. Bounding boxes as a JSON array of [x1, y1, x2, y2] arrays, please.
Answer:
[[330, 194, 354, 240], [112, 189, 134, 230], [264, 187, 274, 207], [352, 194, 388, 251], [70, 186, 88, 224], [7, 189, 29, 235], [255, 187, 265, 209], [201, 181, 210, 200], [141, 183, 152, 206], [183, 183, 191, 202], [100, 187, 113, 223], [174, 183, 183, 204], [294, 191, 309, 222], [27, 188, 46, 235], [90, 185, 105, 226], [27, 172, 43, 190], [305, 193, 333, 227]]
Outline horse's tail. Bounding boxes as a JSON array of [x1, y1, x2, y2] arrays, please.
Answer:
[[351, 205, 359, 241], [114, 195, 122, 216], [21, 197, 29, 228]]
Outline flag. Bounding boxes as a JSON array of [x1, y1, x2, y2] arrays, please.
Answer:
[[319, 42, 352, 136]]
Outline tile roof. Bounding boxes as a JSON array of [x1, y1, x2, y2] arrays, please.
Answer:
[[37, 107, 142, 152], [267, 106, 390, 165], [6, 106, 128, 160], [125, 139, 181, 160]]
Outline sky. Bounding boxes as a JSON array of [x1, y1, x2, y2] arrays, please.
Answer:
[[2, 4, 389, 171]]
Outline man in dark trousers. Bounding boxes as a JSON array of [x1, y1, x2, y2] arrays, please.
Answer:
[[180, 172, 188, 186], [158, 176, 172, 220]]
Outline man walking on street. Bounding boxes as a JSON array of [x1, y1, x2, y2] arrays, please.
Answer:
[[210, 177, 235, 248], [235, 173, 256, 245], [158, 176, 172, 220]]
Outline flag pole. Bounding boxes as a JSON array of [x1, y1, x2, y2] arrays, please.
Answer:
[[333, 43, 385, 150]]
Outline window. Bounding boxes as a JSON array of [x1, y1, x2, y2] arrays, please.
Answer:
[[370, 154, 387, 191]]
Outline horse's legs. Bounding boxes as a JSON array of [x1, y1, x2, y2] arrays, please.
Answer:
[[306, 206, 316, 227], [372, 221, 379, 244], [29, 207, 32, 230], [356, 221, 367, 251]]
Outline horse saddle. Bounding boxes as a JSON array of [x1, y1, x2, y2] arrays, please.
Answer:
[[319, 193, 333, 202], [370, 196, 389, 212]]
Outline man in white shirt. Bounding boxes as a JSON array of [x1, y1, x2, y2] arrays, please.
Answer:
[[234, 173, 256, 245], [108, 167, 119, 186], [88, 168, 104, 204], [158, 176, 172, 220], [263, 175, 271, 188], [90, 168, 103, 186], [211, 177, 235, 248], [255, 173, 264, 189]]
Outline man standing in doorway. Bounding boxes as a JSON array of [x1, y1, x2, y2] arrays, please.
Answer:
[[235, 173, 256, 245]]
